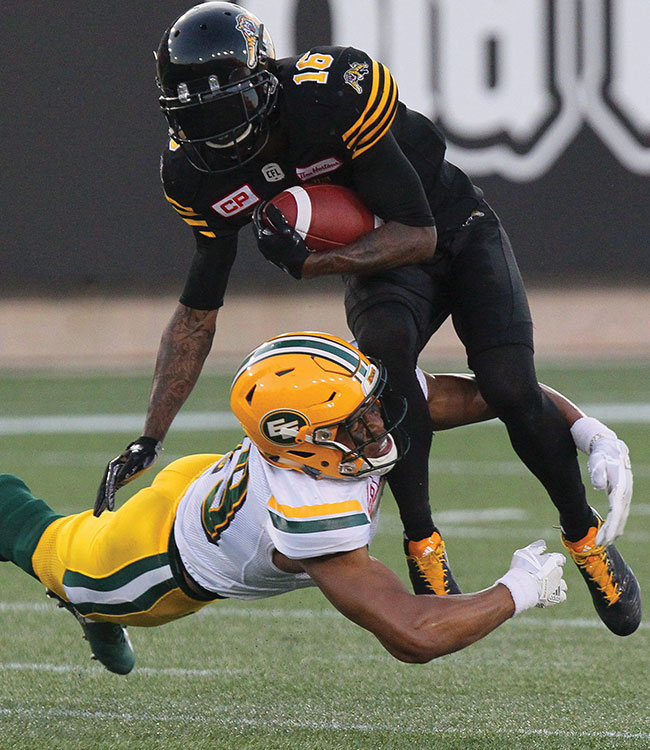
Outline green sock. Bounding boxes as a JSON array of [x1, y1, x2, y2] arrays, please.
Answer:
[[0, 474, 63, 577]]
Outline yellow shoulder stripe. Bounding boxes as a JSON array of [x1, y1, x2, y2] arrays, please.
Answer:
[[342, 60, 381, 143], [268, 496, 364, 520], [349, 65, 395, 147], [200, 231, 217, 238], [342, 62, 398, 156], [352, 80, 397, 159], [164, 191, 198, 216], [182, 218, 209, 227]]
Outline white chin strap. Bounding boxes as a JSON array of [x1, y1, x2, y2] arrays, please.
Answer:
[[206, 124, 253, 149], [339, 434, 399, 478]]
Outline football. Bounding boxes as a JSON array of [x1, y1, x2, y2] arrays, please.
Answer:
[[265, 184, 381, 252]]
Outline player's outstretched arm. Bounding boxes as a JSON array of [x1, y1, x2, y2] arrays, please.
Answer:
[[300, 541, 566, 663], [423, 372, 587, 430], [424, 372, 633, 546], [94, 303, 217, 516]]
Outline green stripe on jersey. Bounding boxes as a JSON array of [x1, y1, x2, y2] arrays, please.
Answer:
[[73, 578, 177, 618], [268, 511, 369, 534], [63, 553, 170, 592]]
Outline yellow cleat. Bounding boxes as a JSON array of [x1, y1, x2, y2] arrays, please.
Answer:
[[404, 531, 461, 596]]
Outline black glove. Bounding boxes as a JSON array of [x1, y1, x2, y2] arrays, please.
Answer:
[[94, 436, 162, 517], [252, 201, 310, 279]]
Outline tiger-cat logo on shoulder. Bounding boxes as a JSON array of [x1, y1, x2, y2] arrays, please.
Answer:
[[261, 410, 309, 446], [344, 62, 370, 94]]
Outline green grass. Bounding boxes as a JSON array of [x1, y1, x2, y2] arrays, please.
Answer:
[[0, 364, 648, 749]]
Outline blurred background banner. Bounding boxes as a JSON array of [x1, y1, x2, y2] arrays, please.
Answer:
[[2, 0, 648, 299]]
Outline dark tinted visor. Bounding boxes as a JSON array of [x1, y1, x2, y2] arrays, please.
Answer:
[[165, 74, 271, 143]]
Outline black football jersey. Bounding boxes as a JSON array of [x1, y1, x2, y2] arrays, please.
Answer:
[[160, 46, 481, 310]]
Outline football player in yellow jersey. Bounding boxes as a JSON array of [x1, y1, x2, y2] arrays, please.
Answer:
[[96, 3, 640, 634], [1, 334, 639, 675]]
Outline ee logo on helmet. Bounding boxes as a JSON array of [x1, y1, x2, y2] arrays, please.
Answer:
[[261, 410, 309, 446]]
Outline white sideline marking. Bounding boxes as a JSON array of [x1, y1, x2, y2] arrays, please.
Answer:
[[0, 703, 648, 741], [0, 601, 647, 631], [373, 517, 650, 543], [429, 458, 650, 478], [0, 402, 647, 435], [3, 451, 649, 483], [434, 508, 529, 523], [0, 412, 237, 435], [0, 662, 244, 677]]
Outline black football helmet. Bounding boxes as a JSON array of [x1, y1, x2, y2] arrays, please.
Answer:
[[156, 2, 278, 172]]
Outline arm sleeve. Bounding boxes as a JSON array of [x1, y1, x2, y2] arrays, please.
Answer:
[[178, 230, 238, 311], [264, 472, 373, 560], [351, 131, 435, 226]]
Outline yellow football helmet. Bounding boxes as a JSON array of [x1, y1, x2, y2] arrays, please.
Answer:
[[230, 332, 407, 479]]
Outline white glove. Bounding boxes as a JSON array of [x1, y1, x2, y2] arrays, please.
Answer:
[[496, 540, 567, 615], [570, 417, 633, 547]]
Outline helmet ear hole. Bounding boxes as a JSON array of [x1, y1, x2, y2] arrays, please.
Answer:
[[245, 385, 256, 405]]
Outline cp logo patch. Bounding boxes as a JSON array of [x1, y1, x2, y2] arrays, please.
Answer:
[[260, 410, 309, 446], [212, 185, 260, 217]]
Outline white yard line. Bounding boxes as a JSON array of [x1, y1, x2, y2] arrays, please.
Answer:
[[0, 403, 648, 435], [0, 412, 238, 435], [3, 450, 650, 484], [0, 702, 648, 741], [0, 601, 647, 631], [0, 662, 244, 677]]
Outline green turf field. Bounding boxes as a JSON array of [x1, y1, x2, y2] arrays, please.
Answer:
[[0, 363, 648, 749]]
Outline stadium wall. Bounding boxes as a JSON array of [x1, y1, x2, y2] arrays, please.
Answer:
[[2, 0, 648, 296], [1, 289, 648, 371]]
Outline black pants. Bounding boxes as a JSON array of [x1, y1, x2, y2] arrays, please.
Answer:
[[345, 203, 592, 542]]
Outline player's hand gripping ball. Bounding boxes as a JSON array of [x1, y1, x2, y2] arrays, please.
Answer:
[[266, 184, 380, 251], [252, 184, 380, 278]]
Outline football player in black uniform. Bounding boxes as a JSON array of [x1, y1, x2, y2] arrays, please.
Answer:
[[96, 2, 640, 634]]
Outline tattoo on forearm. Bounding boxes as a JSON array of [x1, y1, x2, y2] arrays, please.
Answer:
[[144, 307, 217, 440]]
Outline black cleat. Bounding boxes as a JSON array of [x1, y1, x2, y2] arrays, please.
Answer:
[[562, 515, 642, 636]]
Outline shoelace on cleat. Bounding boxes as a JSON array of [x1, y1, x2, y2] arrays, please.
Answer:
[[566, 544, 621, 605], [409, 539, 450, 594]]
